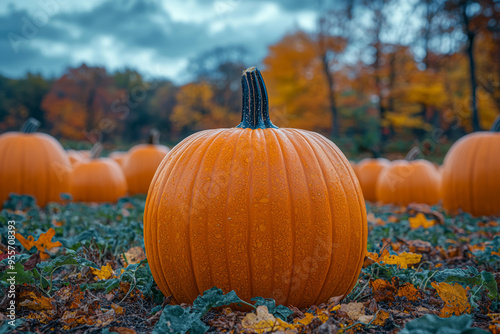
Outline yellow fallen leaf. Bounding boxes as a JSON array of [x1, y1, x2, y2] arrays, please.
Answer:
[[431, 282, 471, 317], [111, 303, 125, 315], [16, 228, 62, 260], [367, 249, 422, 269], [19, 291, 54, 311], [294, 313, 315, 326], [91, 263, 115, 280], [409, 213, 436, 229], [330, 305, 341, 312], [372, 310, 390, 326], [241, 306, 297, 333], [383, 252, 422, 269]]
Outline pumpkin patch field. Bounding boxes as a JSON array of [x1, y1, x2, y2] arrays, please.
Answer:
[[1, 195, 499, 333], [0, 67, 499, 334]]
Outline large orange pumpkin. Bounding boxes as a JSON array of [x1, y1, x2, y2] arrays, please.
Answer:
[[122, 130, 170, 195], [375, 159, 441, 206], [69, 143, 127, 203], [144, 67, 367, 308], [356, 158, 390, 202], [0, 118, 71, 207], [441, 117, 500, 216]]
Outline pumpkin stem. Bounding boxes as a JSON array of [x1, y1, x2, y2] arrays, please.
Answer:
[[90, 142, 104, 159], [237, 67, 278, 129], [148, 129, 160, 145], [491, 115, 500, 132], [405, 146, 421, 161], [21, 118, 41, 133]]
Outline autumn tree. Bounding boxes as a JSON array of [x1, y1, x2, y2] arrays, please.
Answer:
[[263, 32, 331, 133], [315, 0, 352, 137], [361, 0, 392, 144], [41, 64, 125, 141], [170, 82, 237, 137], [442, 0, 499, 131], [0, 73, 51, 131]]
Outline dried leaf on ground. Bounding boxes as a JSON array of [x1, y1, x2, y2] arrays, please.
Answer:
[[409, 213, 436, 229], [241, 306, 297, 333], [340, 302, 365, 321], [431, 282, 471, 317], [371, 279, 396, 302], [121, 247, 146, 267], [91, 262, 115, 280], [15, 228, 62, 260]]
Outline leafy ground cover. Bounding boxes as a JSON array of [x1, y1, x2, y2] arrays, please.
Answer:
[[0, 194, 499, 333]]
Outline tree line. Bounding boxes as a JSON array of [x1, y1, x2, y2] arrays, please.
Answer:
[[0, 0, 498, 157]]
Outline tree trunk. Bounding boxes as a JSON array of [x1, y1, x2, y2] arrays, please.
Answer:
[[321, 53, 339, 138], [462, 4, 481, 131], [374, 41, 387, 143]]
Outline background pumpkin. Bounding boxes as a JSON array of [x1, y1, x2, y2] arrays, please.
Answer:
[[69, 143, 127, 203], [0, 118, 71, 207], [122, 130, 170, 195], [375, 156, 441, 206], [109, 151, 128, 167], [441, 116, 500, 216], [67, 150, 85, 166], [356, 158, 390, 202], [144, 67, 367, 309]]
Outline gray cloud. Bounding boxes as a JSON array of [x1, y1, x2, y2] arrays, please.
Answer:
[[0, 0, 317, 81]]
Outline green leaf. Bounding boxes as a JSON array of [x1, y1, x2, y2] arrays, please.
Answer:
[[37, 249, 98, 274], [0, 261, 35, 285], [80, 278, 120, 293], [0, 318, 24, 334], [192, 287, 243, 316], [400, 314, 489, 334], [153, 305, 208, 334], [434, 266, 498, 300], [251, 297, 293, 321]]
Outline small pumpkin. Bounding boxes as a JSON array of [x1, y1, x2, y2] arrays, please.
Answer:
[[69, 143, 127, 203], [0, 118, 71, 207], [356, 158, 390, 202], [144, 67, 367, 308], [375, 149, 441, 206], [441, 116, 500, 216], [122, 130, 170, 195], [109, 151, 128, 167]]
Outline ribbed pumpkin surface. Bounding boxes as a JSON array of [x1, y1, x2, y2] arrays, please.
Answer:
[[69, 158, 127, 203], [441, 132, 500, 216], [144, 127, 367, 308], [123, 144, 170, 195], [356, 158, 390, 202], [375, 159, 441, 206]]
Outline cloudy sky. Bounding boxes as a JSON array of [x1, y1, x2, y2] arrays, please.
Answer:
[[0, 0, 318, 82]]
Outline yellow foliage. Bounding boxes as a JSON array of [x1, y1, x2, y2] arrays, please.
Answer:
[[91, 263, 115, 280], [431, 282, 471, 317], [367, 249, 422, 269], [241, 306, 296, 333], [16, 228, 62, 260], [409, 213, 436, 229]]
